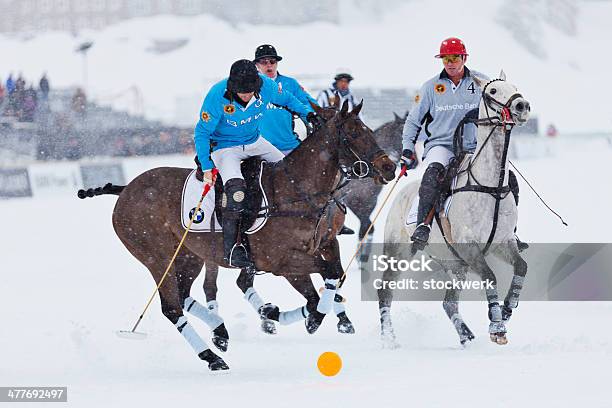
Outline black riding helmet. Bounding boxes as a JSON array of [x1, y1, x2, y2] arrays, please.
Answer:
[[254, 44, 283, 62], [334, 72, 354, 82], [227, 59, 262, 94]]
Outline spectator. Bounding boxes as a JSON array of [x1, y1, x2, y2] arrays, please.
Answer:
[[21, 85, 38, 122], [0, 79, 5, 107], [39, 72, 50, 100], [6, 73, 15, 95], [71, 87, 87, 118]]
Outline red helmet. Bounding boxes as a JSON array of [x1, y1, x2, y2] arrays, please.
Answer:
[[435, 37, 468, 58]]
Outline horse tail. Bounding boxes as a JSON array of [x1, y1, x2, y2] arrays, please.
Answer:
[[77, 183, 125, 199]]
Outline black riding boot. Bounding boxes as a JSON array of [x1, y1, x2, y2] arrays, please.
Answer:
[[509, 170, 529, 252], [222, 178, 253, 268], [338, 225, 355, 235], [411, 162, 445, 250]]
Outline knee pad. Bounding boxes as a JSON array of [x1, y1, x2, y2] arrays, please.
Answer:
[[419, 162, 445, 199], [222, 178, 246, 213]]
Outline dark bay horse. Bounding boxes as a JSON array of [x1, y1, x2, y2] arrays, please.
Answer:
[[200, 113, 407, 336], [80, 101, 396, 371], [344, 112, 405, 263]]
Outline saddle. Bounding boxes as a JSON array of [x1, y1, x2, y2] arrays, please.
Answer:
[[195, 156, 266, 234]]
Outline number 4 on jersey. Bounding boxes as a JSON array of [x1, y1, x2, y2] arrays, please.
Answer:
[[468, 82, 476, 94]]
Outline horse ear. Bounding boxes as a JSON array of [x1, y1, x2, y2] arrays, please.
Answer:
[[309, 100, 323, 115], [499, 70, 507, 81], [340, 99, 349, 117], [331, 93, 341, 109], [472, 74, 486, 89], [351, 99, 363, 117], [393, 112, 401, 121]]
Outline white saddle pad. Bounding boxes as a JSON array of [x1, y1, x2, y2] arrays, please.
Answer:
[[181, 166, 269, 234], [405, 156, 472, 226]]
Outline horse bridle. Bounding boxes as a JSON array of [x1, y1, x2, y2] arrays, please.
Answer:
[[335, 118, 387, 180], [450, 78, 523, 254], [481, 79, 523, 125]]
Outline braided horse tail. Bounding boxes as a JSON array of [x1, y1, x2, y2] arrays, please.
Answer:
[[77, 183, 125, 199]]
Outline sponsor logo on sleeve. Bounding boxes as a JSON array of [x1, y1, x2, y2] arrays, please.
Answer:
[[201, 111, 210, 122], [414, 94, 421, 103]]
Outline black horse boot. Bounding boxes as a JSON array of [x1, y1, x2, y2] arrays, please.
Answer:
[[222, 178, 253, 268], [411, 162, 445, 251], [508, 170, 529, 252]]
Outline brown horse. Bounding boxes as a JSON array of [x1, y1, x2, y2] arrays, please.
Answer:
[[79, 100, 396, 371]]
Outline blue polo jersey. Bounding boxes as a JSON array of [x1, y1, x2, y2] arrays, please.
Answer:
[[259, 73, 317, 151], [194, 73, 313, 171]]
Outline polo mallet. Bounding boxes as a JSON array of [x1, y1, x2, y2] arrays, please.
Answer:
[[116, 168, 218, 340], [328, 165, 408, 300]]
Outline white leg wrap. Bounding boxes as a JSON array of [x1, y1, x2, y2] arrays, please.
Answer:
[[317, 278, 338, 314], [244, 287, 264, 312], [184, 297, 223, 329], [174, 316, 208, 355], [279, 306, 309, 325]]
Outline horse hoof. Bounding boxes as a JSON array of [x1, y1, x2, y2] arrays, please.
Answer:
[[381, 335, 400, 350], [199, 349, 230, 371], [490, 333, 508, 345], [459, 322, 475, 345], [337, 312, 355, 334], [212, 324, 229, 352], [305, 311, 325, 334], [261, 319, 277, 335], [337, 321, 355, 334]]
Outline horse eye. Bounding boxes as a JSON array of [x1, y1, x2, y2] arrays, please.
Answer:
[[490, 88, 497, 95]]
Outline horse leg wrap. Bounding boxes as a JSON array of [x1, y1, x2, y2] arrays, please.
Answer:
[[279, 306, 309, 325], [174, 316, 208, 355], [505, 275, 525, 309], [184, 297, 223, 329], [244, 287, 265, 312], [417, 162, 445, 224], [316, 278, 338, 314]]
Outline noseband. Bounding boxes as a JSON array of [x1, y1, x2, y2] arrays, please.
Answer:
[[335, 119, 387, 180]]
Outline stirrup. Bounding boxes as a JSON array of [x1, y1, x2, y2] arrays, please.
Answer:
[[225, 243, 253, 268], [411, 223, 431, 251]]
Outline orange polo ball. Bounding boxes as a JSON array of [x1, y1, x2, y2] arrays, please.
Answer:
[[317, 352, 342, 376]]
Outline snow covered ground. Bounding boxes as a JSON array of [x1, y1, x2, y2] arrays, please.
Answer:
[[1, 141, 611, 407]]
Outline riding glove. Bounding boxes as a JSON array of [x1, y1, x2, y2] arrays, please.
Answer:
[[400, 149, 418, 171]]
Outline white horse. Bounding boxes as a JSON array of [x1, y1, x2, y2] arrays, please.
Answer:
[[379, 72, 531, 347]]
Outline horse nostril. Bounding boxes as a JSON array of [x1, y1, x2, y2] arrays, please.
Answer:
[[525, 102, 531, 112], [516, 102, 524, 111]]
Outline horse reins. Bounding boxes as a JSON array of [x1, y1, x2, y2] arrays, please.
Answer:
[[447, 79, 521, 254]]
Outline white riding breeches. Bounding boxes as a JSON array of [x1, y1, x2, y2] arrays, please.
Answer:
[[211, 136, 285, 182], [423, 145, 455, 167]]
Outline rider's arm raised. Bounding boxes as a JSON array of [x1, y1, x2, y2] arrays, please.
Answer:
[[265, 76, 314, 119]]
